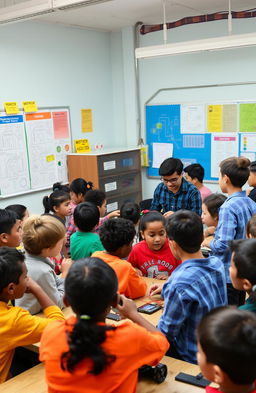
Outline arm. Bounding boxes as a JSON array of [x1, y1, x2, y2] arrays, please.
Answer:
[[209, 206, 237, 253], [65, 216, 76, 248], [125, 266, 147, 299], [36, 269, 65, 310]]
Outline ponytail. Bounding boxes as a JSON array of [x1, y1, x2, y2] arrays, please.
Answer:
[[43, 196, 51, 213]]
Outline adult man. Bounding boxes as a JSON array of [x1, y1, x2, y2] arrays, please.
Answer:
[[151, 158, 202, 217]]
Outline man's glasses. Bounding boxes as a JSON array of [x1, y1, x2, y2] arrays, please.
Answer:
[[161, 176, 180, 185]]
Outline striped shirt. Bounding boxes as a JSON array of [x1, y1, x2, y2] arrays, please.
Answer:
[[158, 256, 227, 363]]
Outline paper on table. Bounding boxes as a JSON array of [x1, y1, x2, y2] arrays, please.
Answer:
[[152, 143, 173, 168], [211, 133, 238, 178]]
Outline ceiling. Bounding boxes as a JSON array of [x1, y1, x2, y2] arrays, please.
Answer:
[[0, 0, 256, 31]]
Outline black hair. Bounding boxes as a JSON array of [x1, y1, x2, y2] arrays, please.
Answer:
[[0, 209, 17, 235], [197, 306, 256, 385], [203, 194, 227, 218], [249, 160, 256, 173], [247, 214, 256, 238], [70, 178, 93, 197], [220, 157, 250, 188], [230, 239, 256, 303], [0, 247, 25, 293], [73, 202, 100, 232], [53, 182, 70, 193], [99, 218, 135, 252], [61, 258, 117, 374], [84, 189, 106, 207], [120, 202, 140, 225], [140, 211, 165, 232], [184, 163, 204, 183], [43, 190, 70, 214], [166, 210, 203, 253], [5, 204, 27, 221], [159, 158, 183, 177]]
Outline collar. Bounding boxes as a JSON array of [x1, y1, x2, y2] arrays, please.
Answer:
[[25, 252, 55, 269], [226, 191, 246, 201]]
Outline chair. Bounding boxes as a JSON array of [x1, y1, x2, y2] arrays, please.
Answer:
[[139, 198, 153, 210]]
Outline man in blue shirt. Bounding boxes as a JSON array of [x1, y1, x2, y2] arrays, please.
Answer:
[[150, 210, 227, 364], [151, 158, 202, 217]]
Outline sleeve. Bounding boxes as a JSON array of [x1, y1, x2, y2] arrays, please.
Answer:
[[65, 215, 76, 248], [10, 306, 64, 348], [94, 216, 109, 233], [125, 266, 147, 299], [90, 239, 105, 255], [37, 270, 65, 310], [188, 188, 202, 216], [150, 186, 162, 211], [127, 247, 138, 268], [210, 206, 237, 254]]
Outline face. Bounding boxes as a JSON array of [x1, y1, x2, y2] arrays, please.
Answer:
[[229, 253, 244, 290], [70, 191, 83, 205], [201, 203, 217, 227], [248, 171, 256, 187], [47, 237, 65, 258], [98, 200, 107, 217], [162, 171, 183, 193], [54, 200, 72, 217], [7, 220, 22, 247], [12, 263, 29, 299], [218, 172, 227, 193], [197, 343, 215, 382], [141, 221, 166, 251]]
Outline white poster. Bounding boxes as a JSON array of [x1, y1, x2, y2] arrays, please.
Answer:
[[180, 104, 206, 134], [211, 133, 238, 178], [152, 143, 173, 168]]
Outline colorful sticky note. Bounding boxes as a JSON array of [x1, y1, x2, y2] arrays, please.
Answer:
[[75, 139, 91, 153], [4, 102, 19, 115], [81, 109, 93, 133], [22, 101, 38, 113], [46, 154, 55, 162]]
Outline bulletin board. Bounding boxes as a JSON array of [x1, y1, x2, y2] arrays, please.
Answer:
[[146, 102, 256, 181], [0, 107, 72, 197]]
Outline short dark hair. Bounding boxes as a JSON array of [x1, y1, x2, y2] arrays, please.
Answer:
[[70, 178, 93, 197], [166, 210, 203, 253], [84, 190, 106, 207], [184, 164, 204, 183], [247, 214, 256, 238], [203, 194, 227, 218], [99, 218, 135, 252], [0, 209, 17, 235], [159, 158, 183, 177], [220, 157, 250, 187], [120, 202, 140, 224], [249, 160, 256, 173], [52, 182, 70, 193], [140, 211, 165, 232], [197, 306, 256, 385], [5, 205, 27, 221], [0, 247, 25, 293], [73, 202, 100, 232]]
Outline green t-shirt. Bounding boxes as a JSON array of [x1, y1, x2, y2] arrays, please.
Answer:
[[70, 231, 104, 261], [239, 296, 256, 313]]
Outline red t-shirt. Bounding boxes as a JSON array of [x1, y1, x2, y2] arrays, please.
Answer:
[[206, 385, 256, 393], [128, 239, 181, 278]]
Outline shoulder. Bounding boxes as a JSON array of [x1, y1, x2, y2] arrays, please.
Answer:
[[131, 240, 146, 252], [154, 182, 164, 193], [182, 179, 200, 195]]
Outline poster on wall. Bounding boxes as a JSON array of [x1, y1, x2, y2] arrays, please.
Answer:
[[211, 134, 238, 178]]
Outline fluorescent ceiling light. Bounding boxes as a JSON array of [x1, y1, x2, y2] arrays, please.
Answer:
[[52, 0, 113, 10], [0, 0, 53, 24], [135, 32, 256, 59]]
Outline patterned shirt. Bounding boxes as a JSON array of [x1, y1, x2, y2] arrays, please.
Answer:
[[158, 256, 227, 364], [210, 191, 256, 283], [151, 178, 202, 215]]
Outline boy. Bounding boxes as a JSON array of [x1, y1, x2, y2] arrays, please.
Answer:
[[248, 160, 256, 202], [0, 209, 22, 248], [202, 157, 256, 305], [149, 210, 227, 364], [70, 202, 104, 260], [92, 218, 147, 299], [197, 307, 256, 393], [184, 163, 212, 201], [0, 247, 64, 383]]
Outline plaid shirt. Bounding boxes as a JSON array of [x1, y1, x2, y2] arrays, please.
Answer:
[[158, 256, 227, 363], [210, 191, 256, 283], [151, 178, 202, 215]]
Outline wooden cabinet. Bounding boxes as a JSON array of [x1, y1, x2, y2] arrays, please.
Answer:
[[67, 148, 142, 212]]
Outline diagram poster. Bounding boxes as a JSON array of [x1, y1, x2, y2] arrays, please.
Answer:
[[180, 104, 206, 134]]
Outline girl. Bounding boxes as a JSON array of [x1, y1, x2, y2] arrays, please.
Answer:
[[230, 239, 256, 313], [5, 204, 29, 227], [43, 189, 72, 225], [247, 214, 256, 238], [201, 194, 227, 239], [40, 258, 169, 393], [128, 211, 180, 280]]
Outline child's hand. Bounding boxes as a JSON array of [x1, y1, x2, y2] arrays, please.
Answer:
[[204, 226, 216, 238], [156, 274, 168, 280], [116, 294, 137, 319], [163, 211, 174, 218], [25, 277, 41, 294], [107, 210, 120, 219], [60, 258, 73, 277], [201, 237, 212, 248], [135, 268, 143, 277], [149, 283, 163, 296]]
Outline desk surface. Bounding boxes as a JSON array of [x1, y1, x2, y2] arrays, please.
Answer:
[[2, 357, 205, 393]]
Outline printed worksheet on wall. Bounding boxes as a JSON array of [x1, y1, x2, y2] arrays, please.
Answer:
[[52, 110, 71, 183]]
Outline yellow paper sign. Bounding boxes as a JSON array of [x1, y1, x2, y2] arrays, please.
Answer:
[[46, 154, 55, 162], [140, 145, 149, 167], [81, 109, 93, 133], [208, 105, 222, 132], [22, 101, 38, 113], [4, 102, 19, 115], [75, 139, 91, 153]]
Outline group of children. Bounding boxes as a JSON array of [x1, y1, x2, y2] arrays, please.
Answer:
[[0, 157, 255, 392]]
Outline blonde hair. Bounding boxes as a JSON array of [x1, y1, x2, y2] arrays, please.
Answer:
[[22, 215, 66, 255]]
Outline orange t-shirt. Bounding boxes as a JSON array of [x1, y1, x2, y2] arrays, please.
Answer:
[[92, 251, 147, 299], [40, 316, 169, 393]]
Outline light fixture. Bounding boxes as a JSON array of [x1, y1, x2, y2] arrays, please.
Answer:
[[0, 0, 53, 24], [52, 0, 113, 11], [135, 32, 256, 59]]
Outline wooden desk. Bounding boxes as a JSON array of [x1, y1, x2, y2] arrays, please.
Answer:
[[2, 357, 205, 393]]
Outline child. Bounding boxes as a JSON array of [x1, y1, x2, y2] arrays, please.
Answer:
[[128, 211, 180, 280], [43, 189, 72, 225], [197, 307, 256, 393], [92, 218, 147, 299], [202, 157, 256, 306], [247, 214, 256, 238], [248, 160, 256, 202], [229, 239, 256, 313], [0, 209, 22, 248], [184, 163, 212, 201], [16, 215, 70, 315], [84, 189, 120, 233], [70, 202, 104, 261], [0, 247, 64, 383], [149, 210, 227, 364], [52, 181, 70, 193], [40, 258, 169, 393], [5, 204, 29, 227], [120, 201, 141, 244], [201, 194, 227, 239]]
